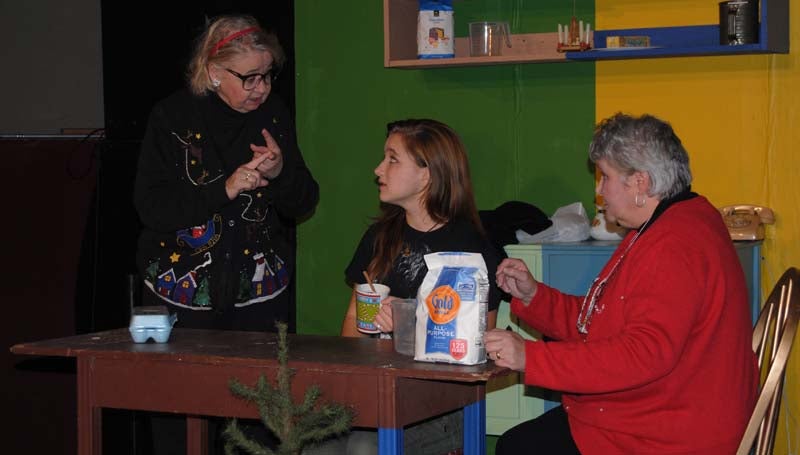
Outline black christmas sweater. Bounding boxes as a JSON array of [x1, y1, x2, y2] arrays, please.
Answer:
[[134, 89, 318, 323]]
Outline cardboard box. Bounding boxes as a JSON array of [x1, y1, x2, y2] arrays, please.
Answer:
[[606, 35, 651, 48]]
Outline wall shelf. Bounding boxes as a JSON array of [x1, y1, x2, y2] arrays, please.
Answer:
[[386, 32, 566, 68], [567, 21, 788, 61], [384, 0, 789, 67]]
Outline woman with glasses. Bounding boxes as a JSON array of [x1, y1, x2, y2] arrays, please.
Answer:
[[133, 14, 318, 454], [485, 113, 758, 455], [135, 13, 318, 330]]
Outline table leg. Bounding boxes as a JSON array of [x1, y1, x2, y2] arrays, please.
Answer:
[[463, 400, 486, 455], [378, 427, 403, 455], [186, 416, 209, 455], [77, 357, 101, 455]]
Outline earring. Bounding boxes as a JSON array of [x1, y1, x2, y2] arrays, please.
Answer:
[[211, 79, 221, 88], [634, 193, 646, 208]]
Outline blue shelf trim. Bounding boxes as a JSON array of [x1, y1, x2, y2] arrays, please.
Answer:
[[566, 24, 780, 61], [597, 25, 730, 48]]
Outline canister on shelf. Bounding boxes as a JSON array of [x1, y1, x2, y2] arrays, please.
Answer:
[[719, 0, 759, 45], [417, 0, 454, 59]]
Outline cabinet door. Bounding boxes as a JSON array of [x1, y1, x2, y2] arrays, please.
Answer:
[[486, 245, 546, 435], [488, 243, 618, 435], [734, 241, 763, 324], [540, 245, 617, 295]]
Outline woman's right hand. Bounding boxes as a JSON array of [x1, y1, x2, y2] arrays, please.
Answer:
[[496, 258, 538, 304], [225, 153, 271, 200]]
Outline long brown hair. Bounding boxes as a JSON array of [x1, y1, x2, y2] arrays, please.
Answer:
[[367, 119, 483, 280]]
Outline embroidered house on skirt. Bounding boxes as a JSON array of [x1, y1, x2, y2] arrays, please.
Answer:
[[243, 252, 290, 307], [156, 268, 199, 306], [157, 269, 177, 298], [173, 271, 198, 305]]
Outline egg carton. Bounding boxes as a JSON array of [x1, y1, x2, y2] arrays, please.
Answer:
[[129, 305, 178, 343]]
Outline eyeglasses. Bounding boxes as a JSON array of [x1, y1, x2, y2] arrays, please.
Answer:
[[577, 276, 609, 334], [576, 218, 651, 335], [224, 68, 276, 90]]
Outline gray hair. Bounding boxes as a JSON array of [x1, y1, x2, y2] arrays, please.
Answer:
[[186, 15, 285, 96], [589, 113, 692, 200]]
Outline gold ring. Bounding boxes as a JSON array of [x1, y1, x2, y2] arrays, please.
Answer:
[[496, 352, 502, 360]]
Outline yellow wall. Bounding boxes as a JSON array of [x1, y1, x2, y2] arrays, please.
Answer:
[[596, 0, 800, 453]]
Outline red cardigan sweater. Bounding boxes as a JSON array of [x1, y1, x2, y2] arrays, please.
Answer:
[[512, 196, 758, 454]]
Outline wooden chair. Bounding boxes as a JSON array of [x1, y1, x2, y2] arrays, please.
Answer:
[[737, 267, 800, 455]]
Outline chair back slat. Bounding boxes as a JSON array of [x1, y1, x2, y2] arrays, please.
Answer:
[[754, 303, 773, 367], [737, 267, 800, 455]]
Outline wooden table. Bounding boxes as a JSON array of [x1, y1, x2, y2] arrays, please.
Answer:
[[11, 328, 508, 455]]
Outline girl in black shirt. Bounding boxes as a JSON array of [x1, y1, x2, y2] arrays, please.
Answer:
[[342, 118, 502, 336], [336, 119, 503, 455]]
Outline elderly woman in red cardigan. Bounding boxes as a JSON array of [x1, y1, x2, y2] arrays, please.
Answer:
[[486, 113, 758, 455]]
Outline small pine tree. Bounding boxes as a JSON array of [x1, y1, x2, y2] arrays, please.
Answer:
[[237, 270, 251, 301], [194, 277, 210, 307], [145, 261, 158, 283], [223, 322, 354, 455]]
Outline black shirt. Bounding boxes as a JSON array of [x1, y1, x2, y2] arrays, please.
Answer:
[[345, 218, 504, 312]]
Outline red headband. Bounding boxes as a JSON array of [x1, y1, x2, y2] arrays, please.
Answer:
[[209, 27, 260, 56]]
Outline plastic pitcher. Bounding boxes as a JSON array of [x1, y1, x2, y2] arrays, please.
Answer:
[[469, 21, 512, 57], [392, 299, 416, 356]]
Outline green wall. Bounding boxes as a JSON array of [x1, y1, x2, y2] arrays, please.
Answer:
[[294, 0, 596, 336]]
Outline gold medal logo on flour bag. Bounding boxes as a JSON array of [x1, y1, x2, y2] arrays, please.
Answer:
[[415, 252, 488, 365], [426, 286, 460, 324]]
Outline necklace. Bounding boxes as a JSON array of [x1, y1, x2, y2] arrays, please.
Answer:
[[402, 220, 444, 256], [576, 216, 652, 335], [424, 221, 442, 232]]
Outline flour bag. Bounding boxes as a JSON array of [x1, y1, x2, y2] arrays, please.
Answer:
[[414, 252, 488, 365], [417, 0, 454, 59]]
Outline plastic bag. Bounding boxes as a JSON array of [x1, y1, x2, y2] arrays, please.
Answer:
[[516, 202, 591, 243]]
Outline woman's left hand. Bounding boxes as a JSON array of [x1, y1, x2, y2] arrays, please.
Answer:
[[484, 328, 526, 372], [250, 128, 284, 179], [373, 297, 396, 333]]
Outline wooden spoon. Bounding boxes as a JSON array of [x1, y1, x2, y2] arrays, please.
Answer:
[[362, 270, 377, 293]]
